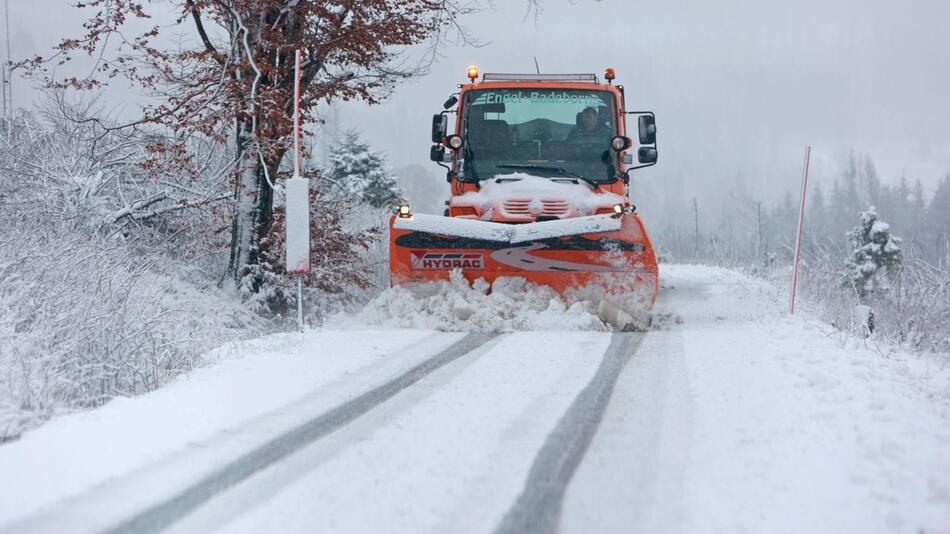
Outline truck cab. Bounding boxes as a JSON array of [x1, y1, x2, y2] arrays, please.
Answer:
[[430, 69, 657, 222]]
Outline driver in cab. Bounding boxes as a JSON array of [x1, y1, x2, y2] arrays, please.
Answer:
[[567, 106, 611, 144]]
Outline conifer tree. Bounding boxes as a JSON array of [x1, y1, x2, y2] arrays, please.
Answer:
[[323, 132, 403, 209], [844, 206, 903, 298]]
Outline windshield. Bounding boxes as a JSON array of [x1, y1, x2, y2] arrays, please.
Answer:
[[460, 88, 618, 183]]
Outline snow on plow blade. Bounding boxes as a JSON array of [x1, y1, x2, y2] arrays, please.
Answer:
[[389, 213, 659, 306]]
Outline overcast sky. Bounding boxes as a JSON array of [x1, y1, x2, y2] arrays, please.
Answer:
[[8, 0, 950, 201]]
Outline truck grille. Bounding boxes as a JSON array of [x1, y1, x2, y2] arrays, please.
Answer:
[[503, 199, 570, 216]]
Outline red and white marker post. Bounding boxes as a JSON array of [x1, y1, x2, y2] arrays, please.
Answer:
[[285, 49, 310, 330], [789, 145, 811, 315]]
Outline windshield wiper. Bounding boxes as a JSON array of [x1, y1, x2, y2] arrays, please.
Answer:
[[494, 164, 598, 188]]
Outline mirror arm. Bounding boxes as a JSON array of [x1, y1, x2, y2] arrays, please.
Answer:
[[436, 161, 452, 177], [624, 146, 659, 177], [626, 160, 658, 172]]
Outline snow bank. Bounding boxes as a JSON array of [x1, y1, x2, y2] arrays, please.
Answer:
[[337, 270, 610, 333]]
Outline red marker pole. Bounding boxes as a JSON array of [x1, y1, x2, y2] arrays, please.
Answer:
[[285, 49, 310, 331], [294, 49, 302, 331], [293, 49, 302, 178], [790, 145, 811, 315]]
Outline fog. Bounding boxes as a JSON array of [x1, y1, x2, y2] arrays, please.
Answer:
[[335, 0, 950, 203], [9, 0, 950, 204]]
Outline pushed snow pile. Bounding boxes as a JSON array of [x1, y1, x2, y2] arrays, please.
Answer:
[[341, 270, 610, 332]]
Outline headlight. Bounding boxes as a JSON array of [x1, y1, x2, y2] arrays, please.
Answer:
[[610, 136, 631, 151]]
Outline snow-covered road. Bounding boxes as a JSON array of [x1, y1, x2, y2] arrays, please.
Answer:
[[2, 266, 948, 534]]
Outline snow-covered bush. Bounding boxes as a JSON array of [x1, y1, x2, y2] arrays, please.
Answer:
[[800, 253, 950, 353], [243, 181, 384, 321], [796, 222, 948, 353], [0, 105, 270, 439], [843, 206, 902, 298], [0, 229, 184, 417]]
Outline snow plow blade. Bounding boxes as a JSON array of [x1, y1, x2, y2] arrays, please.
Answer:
[[389, 213, 659, 306]]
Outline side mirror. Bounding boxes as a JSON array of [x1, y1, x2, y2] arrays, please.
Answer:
[[638, 147, 658, 164], [430, 144, 446, 162], [431, 114, 447, 143], [638, 114, 657, 145], [443, 95, 458, 110]]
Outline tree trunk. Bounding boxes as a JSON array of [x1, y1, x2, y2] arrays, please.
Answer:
[[226, 117, 279, 291]]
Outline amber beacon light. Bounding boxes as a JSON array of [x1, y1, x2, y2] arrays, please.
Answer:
[[467, 65, 479, 82]]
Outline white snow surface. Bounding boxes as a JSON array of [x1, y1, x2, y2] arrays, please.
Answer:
[[508, 213, 622, 242], [870, 219, 890, 237], [392, 212, 512, 241], [392, 212, 621, 242], [1, 265, 948, 534]]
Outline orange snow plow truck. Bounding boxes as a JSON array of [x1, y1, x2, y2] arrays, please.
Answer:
[[389, 67, 660, 318]]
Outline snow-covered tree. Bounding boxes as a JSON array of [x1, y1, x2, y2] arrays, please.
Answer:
[[323, 132, 403, 209], [843, 206, 903, 298], [17, 0, 474, 293]]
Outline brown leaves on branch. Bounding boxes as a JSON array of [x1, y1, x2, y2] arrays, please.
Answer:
[[15, 0, 469, 175]]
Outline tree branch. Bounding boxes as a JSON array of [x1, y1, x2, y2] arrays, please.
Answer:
[[186, 0, 224, 65]]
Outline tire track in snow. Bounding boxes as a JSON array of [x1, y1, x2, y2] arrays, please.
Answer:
[[100, 332, 497, 534], [493, 332, 643, 534]]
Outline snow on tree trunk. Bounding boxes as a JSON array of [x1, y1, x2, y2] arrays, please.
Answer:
[[843, 206, 903, 298], [226, 115, 284, 292]]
